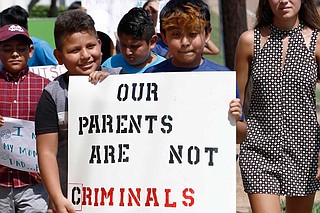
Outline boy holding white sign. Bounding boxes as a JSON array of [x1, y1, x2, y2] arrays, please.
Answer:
[[0, 24, 50, 212], [144, 0, 245, 140], [35, 10, 122, 213]]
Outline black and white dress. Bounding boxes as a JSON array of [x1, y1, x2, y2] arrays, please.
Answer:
[[239, 23, 320, 196]]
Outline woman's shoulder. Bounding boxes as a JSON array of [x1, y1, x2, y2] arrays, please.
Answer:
[[236, 30, 255, 57], [238, 30, 254, 45], [239, 26, 272, 41]]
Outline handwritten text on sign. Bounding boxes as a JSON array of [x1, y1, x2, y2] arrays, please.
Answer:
[[0, 65, 68, 172], [68, 72, 236, 212], [0, 117, 39, 172]]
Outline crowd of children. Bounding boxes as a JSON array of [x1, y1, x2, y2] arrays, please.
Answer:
[[0, 0, 245, 212]]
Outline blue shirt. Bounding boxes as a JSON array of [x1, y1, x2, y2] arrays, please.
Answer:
[[152, 35, 169, 57], [29, 37, 57, 67], [144, 57, 230, 73], [102, 53, 166, 74]]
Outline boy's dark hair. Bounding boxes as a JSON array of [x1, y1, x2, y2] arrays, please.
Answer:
[[97, 31, 112, 62], [68, 1, 82, 10], [0, 5, 29, 29], [117, 7, 155, 43], [54, 10, 97, 51], [160, 0, 211, 36]]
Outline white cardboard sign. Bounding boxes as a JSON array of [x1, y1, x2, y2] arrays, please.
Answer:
[[68, 72, 236, 212], [0, 117, 39, 172]]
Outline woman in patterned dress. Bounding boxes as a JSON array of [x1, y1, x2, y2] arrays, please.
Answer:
[[236, 0, 320, 212]]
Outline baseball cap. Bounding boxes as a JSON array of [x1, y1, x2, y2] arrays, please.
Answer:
[[0, 24, 33, 44]]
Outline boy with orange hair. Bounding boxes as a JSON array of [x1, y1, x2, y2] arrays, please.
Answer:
[[145, 0, 223, 72], [144, 0, 245, 140]]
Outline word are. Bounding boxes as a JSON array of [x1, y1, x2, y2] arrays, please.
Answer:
[[89, 144, 129, 164]]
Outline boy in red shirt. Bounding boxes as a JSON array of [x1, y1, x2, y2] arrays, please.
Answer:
[[0, 24, 50, 212]]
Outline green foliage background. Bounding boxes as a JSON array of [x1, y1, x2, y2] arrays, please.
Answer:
[[204, 11, 225, 66], [28, 18, 56, 48]]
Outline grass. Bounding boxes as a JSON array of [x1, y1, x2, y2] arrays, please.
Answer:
[[313, 202, 320, 213], [28, 18, 56, 49], [204, 11, 225, 66]]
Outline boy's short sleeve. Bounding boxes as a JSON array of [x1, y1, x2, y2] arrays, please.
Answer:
[[35, 89, 59, 135]]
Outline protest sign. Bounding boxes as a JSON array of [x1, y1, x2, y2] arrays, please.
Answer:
[[0, 65, 67, 172], [29, 65, 67, 81], [0, 117, 39, 172], [68, 72, 236, 212]]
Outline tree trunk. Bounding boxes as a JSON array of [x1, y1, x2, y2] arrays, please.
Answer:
[[28, 0, 40, 13], [220, 0, 247, 70], [48, 0, 58, 17]]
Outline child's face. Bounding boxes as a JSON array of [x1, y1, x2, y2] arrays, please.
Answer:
[[118, 34, 156, 68], [162, 27, 210, 68], [0, 39, 33, 76], [55, 31, 102, 75]]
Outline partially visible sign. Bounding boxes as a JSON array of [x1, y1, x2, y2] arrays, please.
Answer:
[[0, 117, 39, 172], [29, 65, 67, 81], [0, 65, 68, 172]]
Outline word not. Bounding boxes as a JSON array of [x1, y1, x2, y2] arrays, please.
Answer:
[[169, 145, 218, 166]]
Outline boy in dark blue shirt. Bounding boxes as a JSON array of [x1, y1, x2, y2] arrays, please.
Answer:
[[144, 0, 246, 142], [144, 0, 226, 73]]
